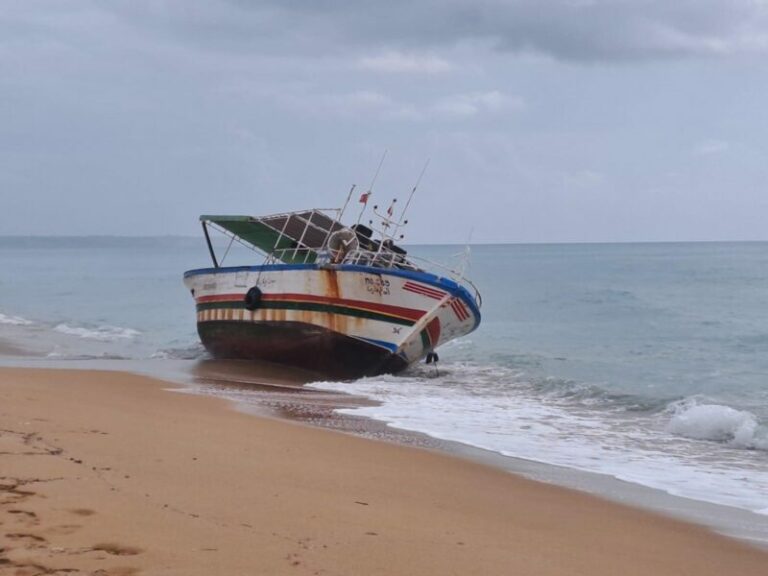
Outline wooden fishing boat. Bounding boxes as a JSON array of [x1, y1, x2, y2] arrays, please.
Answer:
[[183, 191, 482, 378]]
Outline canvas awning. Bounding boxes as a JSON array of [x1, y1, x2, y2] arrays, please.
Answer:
[[200, 211, 346, 264]]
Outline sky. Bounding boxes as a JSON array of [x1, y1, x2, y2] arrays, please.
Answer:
[[2, 0, 768, 243]]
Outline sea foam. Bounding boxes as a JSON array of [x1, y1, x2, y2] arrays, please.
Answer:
[[667, 400, 768, 450], [150, 343, 208, 360], [53, 323, 141, 341], [309, 364, 768, 515], [0, 312, 33, 326]]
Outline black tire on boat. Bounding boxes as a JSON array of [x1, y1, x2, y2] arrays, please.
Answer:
[[244, 286, 262, 311]]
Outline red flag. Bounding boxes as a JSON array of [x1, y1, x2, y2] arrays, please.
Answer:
[[387, 203, 394, 217], [359, 191, 371, 204]]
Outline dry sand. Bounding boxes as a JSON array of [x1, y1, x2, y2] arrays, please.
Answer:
[[1, 367, 766, 576]]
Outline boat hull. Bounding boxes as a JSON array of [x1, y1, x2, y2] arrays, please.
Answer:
[[183, 264, 481, 379], [197, 320, 407, 378]]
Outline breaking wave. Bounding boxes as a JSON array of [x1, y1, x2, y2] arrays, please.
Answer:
[[53, 323, 141, 341], [150, 343, 208, 360], [0, 312, 34, 326], [402, 361, 671, 413], [666, 399, 768, 451], [309, 361, 768, 515], [45, 351, 130, 361]]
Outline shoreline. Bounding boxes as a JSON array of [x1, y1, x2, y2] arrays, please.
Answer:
[[2, 365, 768, 575], [183, 360, 768, 548], [4, 354, 768, 549]]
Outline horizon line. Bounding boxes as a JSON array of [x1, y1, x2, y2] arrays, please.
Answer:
[[2, 235, 768, 247]]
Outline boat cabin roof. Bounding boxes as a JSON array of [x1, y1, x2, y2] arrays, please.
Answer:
[[200, 211, 410, 268]]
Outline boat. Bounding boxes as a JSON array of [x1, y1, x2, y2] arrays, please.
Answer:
[[182, 188, 482, 378]]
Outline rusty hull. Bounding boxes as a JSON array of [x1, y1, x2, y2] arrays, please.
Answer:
[[197, 320, 406, 379]]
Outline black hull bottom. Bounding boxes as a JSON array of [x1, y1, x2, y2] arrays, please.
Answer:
[[197, 320, 408, 379]]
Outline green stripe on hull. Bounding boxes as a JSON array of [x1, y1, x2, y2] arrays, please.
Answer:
[[420, 329, 431, 350], [197, 300, 416, 326]]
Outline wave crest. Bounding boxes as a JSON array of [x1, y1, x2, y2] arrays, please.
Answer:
[[666, 400, 768, 450], [53, 323, 141, 341], [0, 312, 33, 326]]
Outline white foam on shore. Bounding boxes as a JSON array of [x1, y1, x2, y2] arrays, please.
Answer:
[[0, 313, 33, 326], [309, 366, 768, 516], [150, 343, 207, 360], [53, 323, 141, 341]]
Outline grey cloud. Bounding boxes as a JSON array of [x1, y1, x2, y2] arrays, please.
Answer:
[[5, 1, 766, 63], [358, 51, 454, 74], [108, 0, 768, 62]]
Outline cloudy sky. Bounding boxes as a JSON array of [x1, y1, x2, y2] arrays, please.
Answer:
[[2, 1, 768, 243]]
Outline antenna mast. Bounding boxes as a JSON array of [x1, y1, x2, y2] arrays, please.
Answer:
[[338, 184, 356, 222], [355, 150, 387, 227], [390, 158, 430, 241]]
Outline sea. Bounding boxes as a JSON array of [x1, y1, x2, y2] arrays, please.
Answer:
[[2, 237, 767, 539]]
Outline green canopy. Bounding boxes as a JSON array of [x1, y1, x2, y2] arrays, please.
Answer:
[[201, 211, 345, 264]]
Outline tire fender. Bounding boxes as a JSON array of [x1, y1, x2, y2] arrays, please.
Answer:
[[244, 286, 263, 311]]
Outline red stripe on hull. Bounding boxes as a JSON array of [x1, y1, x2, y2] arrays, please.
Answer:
[[426, 317, 441, 347], [450, 298, 469, 321], [403, 285, 443, 299], [403, 281, 445, 299], [197, 292, 426, 321], [455, 299, 469, 321]]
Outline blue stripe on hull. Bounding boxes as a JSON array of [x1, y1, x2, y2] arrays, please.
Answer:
[[354, 336, 398, 353]]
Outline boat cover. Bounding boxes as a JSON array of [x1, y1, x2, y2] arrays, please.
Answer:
[[201, 212, 345, 264]]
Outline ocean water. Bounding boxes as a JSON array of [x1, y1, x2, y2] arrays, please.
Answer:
[[2, 238, 767, 518]]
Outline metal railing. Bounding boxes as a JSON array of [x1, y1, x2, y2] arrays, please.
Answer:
[[204, 211, 482, 309], [263, 248, 318, 266]]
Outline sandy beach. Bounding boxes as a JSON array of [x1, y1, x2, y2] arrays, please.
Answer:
[[1, 367, 767, 575]]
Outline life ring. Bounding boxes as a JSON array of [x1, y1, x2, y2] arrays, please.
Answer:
[[244, 286, 262, 310], [327, 229, 360, 264]]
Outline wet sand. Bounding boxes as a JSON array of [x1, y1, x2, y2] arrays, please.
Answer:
[[0, 339, 41, 359], [1, 367, 767, 575]]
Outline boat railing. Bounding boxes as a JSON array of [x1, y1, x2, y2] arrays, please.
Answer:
[[341, 248, 416, 270], [263, 248, 318, 266]]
